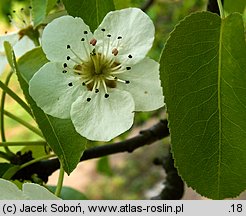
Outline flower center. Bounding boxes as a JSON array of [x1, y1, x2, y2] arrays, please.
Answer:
[[64, 29, 132, 99], [8, 7, 33, 31]]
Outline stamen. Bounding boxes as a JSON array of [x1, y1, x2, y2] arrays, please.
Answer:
[[62, 70, 67, 73], [112, 48, 118, 56], [105, 94, 109, 98], [87, 98, 91, 102], [68, 82, 73, 86], [114, 77, 129, 84], [101, 28, 106, 32], [95, 89, 99, 93], [84, 78, 94, 85], [126, 67, 131, 70], [82, 34, 92, 59], [90, 38, 97, 46], [66, 44, 85, 62], [117, 36, 122, 39], [128, 54, 133, 58], [63, 63, 67, 68], [66, 56, 81, 65], [102, 79, 108, 95]]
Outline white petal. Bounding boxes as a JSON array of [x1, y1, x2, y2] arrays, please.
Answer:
[[0, 32, 19, 52], [0, 178, 27, 200], [42, 15, 93, 64], [117, 58, 164, 111], [71, 89, 135, 141], [94, 8, 155, 64], [29, 62, 85, 118], [14, 35, 35, 57], [0, 54, 7, 75]]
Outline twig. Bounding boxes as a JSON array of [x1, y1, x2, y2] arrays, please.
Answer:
[[13, 119, 169, 182]]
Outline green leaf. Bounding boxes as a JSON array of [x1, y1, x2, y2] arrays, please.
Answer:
[[48, 186, 88, 200], [97, 156, 113, 176], [16, 47, 86, 174], [62, 0, 115, 32], [3, 41, 15, 71], [224, 0, 246, 15], [113, 0, 131, 9], [0, 178, 60, 200], [23, 183, 61, 199], [0, 163, 14, 178], [31, 0, 57, 27], [160, 12, 246, 199]]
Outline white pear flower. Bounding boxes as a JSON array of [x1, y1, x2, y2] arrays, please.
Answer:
[[29, 8, 164, 141], [0, 7, 36, 74]]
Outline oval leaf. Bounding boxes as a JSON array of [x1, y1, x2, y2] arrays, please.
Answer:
[[31, 0, 58, 27], [16, 47, 86, 174], [160, 12, 246, 199], [62, 0, 115, 32]]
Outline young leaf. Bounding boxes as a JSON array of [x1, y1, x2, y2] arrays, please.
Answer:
[[0, 163, 14, 178], [0, 178, 60, 200], [62, 0, 115, 32], [3, 41, 15, 71], [16, 48, 86, 174], [97, 156, 113, 176], [31, 0, 57, 27], [160, 12, 246, 199]]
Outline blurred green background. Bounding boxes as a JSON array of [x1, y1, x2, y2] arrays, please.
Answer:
[[0, 0, 208, 199]]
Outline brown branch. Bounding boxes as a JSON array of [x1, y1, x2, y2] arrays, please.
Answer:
[[13, 119, 169, 182]]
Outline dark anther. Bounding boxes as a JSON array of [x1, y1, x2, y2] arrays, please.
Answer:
[[67, 45, 71, 49], [114, 77, 118, 80], [62, 70, 67, 73], [68, 82, 73, 86], [95, 89, 99, 93], [84, 30, 88, 34], [22, 20, 26, 23], [126, 67, 131, 70], [13, 10, 16, 13], [105, 94, 109, 98], [21, 8, 24, 11], [117, 36, 122, 39], [87, 98, 91, 102], [67, 56, 71, 60], [128, 54, 133, 58], [63, 63, 67, 68], [101, 28, 106, 32], [82, 82, 86, 86], [107, 34, 111, 38], [29, 6, 32, 9], [81, 38, 85, 41], [125, 80, 130, 84]]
